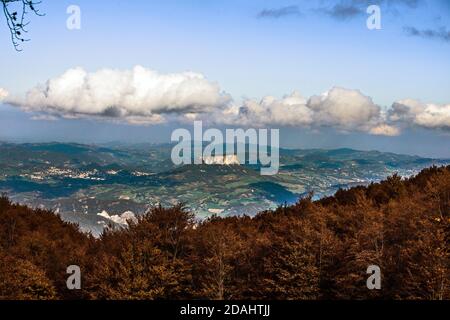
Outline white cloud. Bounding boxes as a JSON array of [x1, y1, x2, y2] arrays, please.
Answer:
[[307, 87, 382, 132], [7, 67, 397, 135], [8, 65, 450, 136], [221, 87, 395, 135], [221, 91, 313, 127], [390, 99, 450, 130], [6, 66, 231, 124], [0, 88, 8, 102]]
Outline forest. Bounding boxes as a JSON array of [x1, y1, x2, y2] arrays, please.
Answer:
[[0, 165, 449, 300]]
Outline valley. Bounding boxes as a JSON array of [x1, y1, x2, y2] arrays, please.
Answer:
[[0, 142, 447, 235]]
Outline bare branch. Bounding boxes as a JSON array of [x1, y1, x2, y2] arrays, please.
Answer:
[[1, 0, 44, 51]]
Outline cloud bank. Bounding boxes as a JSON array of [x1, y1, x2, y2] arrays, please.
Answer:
[[222, 87, 399, 136], [6, 66, 231, 124], [390, 99, 450, 130], [4, 66, 450, 136]]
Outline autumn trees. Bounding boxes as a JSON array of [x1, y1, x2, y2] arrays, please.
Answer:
[[85, 205, 195, 300], [0, 194, 91, 299], [0, 166, 449, 300], [0, 253, 56, 299]]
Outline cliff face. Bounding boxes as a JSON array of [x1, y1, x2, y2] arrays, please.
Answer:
[[202, 154, 240, 165]]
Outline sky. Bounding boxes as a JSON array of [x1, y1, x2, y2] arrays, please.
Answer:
[[0, 0, 449, 157]]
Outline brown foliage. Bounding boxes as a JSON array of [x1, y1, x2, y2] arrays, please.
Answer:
[[0, 165, 449, 300]]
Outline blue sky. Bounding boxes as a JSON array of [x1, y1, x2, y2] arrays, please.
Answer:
[[0, 0, 449, 157]]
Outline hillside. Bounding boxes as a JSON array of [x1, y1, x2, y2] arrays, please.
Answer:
[[0, 165, 449, 300], [1, 142, 447, 234]]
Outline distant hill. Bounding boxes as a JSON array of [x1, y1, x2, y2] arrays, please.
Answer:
[[0, 142, 448, 234]]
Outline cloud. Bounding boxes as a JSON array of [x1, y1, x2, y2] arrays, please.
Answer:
[[7, 66, 450, 136], [318, 0, 422, 20], [389, 99, 450, 130], [321, 3, 363, 20], [0, 88, 8, 102], [404, 26, 450, 42], [307, 87, 383, 132], [369, 124, 401, 136], [377, 0, 421, 8], [220, 87, 397, 135], [257, 6, 301, 19], [222, 91, 313, 127], [5, 66, 231, 124], [7, 66, 397, 135]]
